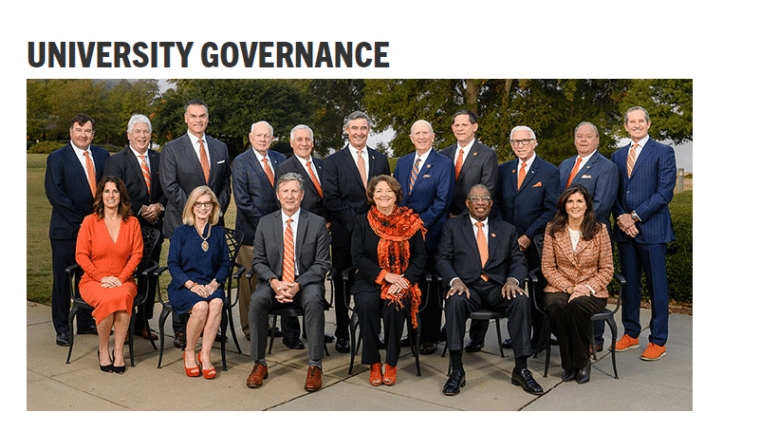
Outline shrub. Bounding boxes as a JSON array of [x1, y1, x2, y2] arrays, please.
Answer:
[[27, 141, 66, 154]]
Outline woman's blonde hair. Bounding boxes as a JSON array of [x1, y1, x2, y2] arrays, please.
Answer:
[[182, 186, 221, 226]]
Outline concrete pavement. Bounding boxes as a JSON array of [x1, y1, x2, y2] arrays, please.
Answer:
[[27, 299, 692, 411]]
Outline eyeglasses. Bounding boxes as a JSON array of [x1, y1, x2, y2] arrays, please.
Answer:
[[194, 201, 214, 208], [510, 138, 535, 146], [467, 195, 492, 202]]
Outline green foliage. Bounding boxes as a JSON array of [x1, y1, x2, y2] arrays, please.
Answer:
[[309, 79, 365, 156], [27, 141, 66, 154]]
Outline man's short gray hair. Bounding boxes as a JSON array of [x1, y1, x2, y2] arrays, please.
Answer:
[[624, 106, 650, 123], [251, 120, 274, 136], [344, 111, 372, 129], [574, 121, 599, 137], [127, 114, 152, 133], [276, 172, 304, 192], [290, 124, 314, 141], [410, 119, 434, 134], [509, 125, 535, 140]]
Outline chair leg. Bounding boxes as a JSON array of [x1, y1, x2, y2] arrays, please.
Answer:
[[413, 318, 422, 376], [157, 307, 171, 369], [495, 318, 505, 358], [226, 304, 242, 354], [348, 313, 358, 375], [607, 318, 619, 379], [65, 306, 78, 364], [543, 324, 551, 378], [142, 311, 157, 350], [220, 313, 228, 371], [127, 314, 136, 367], [268, 315, 277, 355]]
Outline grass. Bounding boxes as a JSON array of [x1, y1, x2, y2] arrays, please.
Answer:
[[26, 154, 239, 305]]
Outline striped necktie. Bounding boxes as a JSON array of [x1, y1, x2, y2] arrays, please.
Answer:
[[139, 155, 151, 193], [83, 150, 97, 197], [627, 143, 640, 178], [282, 218, 295, 283], [198, 138, 210, 184], [409, 158, 421, 192]]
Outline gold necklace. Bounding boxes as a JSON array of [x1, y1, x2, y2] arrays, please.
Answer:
[[196, 223, 211, 252]]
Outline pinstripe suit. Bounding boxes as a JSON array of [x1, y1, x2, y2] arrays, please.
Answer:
[[612, 137, 676, 346]]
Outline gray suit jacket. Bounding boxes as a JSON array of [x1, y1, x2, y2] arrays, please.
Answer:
[[252, 209, 331, 288], [159, 132, 231, 239]]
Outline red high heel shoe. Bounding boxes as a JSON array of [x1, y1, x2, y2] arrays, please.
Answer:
[[200, 352, 216, 379], [369, 363, 383, 386], [184, 352, 200, 377], [383, 364, 397, 386]]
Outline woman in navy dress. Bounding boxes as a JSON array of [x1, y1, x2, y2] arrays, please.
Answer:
[[167, 186, 230, 379]]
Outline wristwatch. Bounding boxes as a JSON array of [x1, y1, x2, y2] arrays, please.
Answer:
[[630, 211, 640, 222]]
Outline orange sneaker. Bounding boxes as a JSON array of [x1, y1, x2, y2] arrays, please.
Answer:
[[640, 343, 666, 361], [613, 334, 639, 352], [369, 363, 383, 386], [383, 364, 397, 386]]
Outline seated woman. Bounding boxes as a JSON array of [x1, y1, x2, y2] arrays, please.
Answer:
[[541, 184, 613, 384], [351, 175, 427, 386], [76, 176, 144, 374], [167, 186, 230, 379]]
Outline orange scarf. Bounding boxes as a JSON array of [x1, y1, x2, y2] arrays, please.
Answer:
[[367, 206, 426, 328]]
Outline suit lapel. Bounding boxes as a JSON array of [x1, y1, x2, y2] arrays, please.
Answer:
[[295, 211, 308, 263], [343, 147, 365, 187], [486, 220, 499, 266], [64, 145, 90, 188], [461, 141, 481, 175], [628, 138, 653, 181], [459, 216, 482, 263], [181, 135, 205, 182], [126, 150, 149, 195], [554, 228, 577, 265]]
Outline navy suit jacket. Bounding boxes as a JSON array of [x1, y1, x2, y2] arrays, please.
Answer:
[[394, 149, 455, 252], [436, 215, 527, 288], [559, 151, 618, 231], [275, 155, 330, 221], [611, 138, 677, 245], [440, 140, 499, 216], [232, 148, 287, 245], [45, 143, 110, 240], [496, 156, 560, 242], [103, 147, 167, 230], [323, 145, 390, 248], [159, 132, 231, 238]]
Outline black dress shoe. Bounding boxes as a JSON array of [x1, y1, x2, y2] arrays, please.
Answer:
[[377, 335, 386, 349], [174, 332, 185, 349], [420, 341, 437, 355], [576, 362, 591, 384], [562, 368, 577, 382], [442, 368, 466, 396], [324, 334, 335, 343], [98, 350, 113, 373], [511, 367, 544, 395], [77, 325, 98, 335], [335, 338, 350, 353], [56, 332, 71, 346], [501, 338, 512, 349], [464, 340, 483, 353], [399, 336, 411, 347], [215, 330, 227, 342], [283, 337, 305, 349]]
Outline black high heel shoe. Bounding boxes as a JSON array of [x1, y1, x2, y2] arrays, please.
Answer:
[[98, 350, 113, 373], [112, 350, 126, 374]]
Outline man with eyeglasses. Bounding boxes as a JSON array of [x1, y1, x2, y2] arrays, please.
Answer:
[[436, 185, 543, 396], [494, 126, 560, 350]]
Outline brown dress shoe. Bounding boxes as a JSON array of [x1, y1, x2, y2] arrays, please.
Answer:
[[304, 366, 322, 392], [246, 363, 268, 388]]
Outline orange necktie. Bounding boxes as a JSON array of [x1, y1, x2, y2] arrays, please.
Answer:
[[627, 143, 639, 178], [83, 150, 97, 197], [282, 218, 295, 283], [475, 221, 489, 281], [566, 156, 582, 187], [517, 161, 527, 190], [356, 149, 368, 189], [198, 138, 210, 184], [262, 157, 275, 187], [139, 155, 151, 193], [306, 160, 323, 198], [410, 158, 421, 192], [455, 148, 464, 180]]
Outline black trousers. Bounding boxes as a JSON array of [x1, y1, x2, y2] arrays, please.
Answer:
[[544, 292, 606, 370], [353, 290, 409, 367], [445, 279, 532, 359]]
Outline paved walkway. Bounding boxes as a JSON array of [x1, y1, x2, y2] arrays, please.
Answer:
[[27, 300, 692, 411]]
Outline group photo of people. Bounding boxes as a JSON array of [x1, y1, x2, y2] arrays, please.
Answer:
[[27, 78, 692, 411]]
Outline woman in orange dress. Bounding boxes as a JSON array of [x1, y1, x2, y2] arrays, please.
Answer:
[[76, 176, 143, 373]]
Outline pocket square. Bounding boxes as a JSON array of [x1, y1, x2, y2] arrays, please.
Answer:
[[532, 181, 542, 187], [581, 174, 592, 179], [423, 174, 432, 178]]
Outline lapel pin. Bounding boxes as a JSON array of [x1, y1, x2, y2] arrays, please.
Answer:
[[426, 164, 431, 168], [473, 152, 478, 156], [491, 233, 496, 237]]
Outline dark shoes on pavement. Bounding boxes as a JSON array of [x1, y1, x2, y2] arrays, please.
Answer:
[[442, 368, 466, 396], [511, 367, 544, 395]]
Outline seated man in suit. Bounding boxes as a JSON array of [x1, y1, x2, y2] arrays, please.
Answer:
[[246, 173, 331, 392], [436, 185, 543, 396]]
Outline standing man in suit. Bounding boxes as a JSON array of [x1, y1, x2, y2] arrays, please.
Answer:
[[231, 121, 290, 343], [159, 99, 231, 346], [45, 113, 109, 345], [436, 185, 543, 396], [323, 111, 391, 353], [440, 110, 499, 352], [246, 173, 331, 392], [558, 121, 619, 353], [612, 106, 676, 361], [275, 125, 330, 223], [394, 119, 455, 354], [103, 114, 166, 341], [496, 126, 561, 349]]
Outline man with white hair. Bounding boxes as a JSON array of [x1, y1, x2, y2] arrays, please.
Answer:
[[104, 114, 167, 340]]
